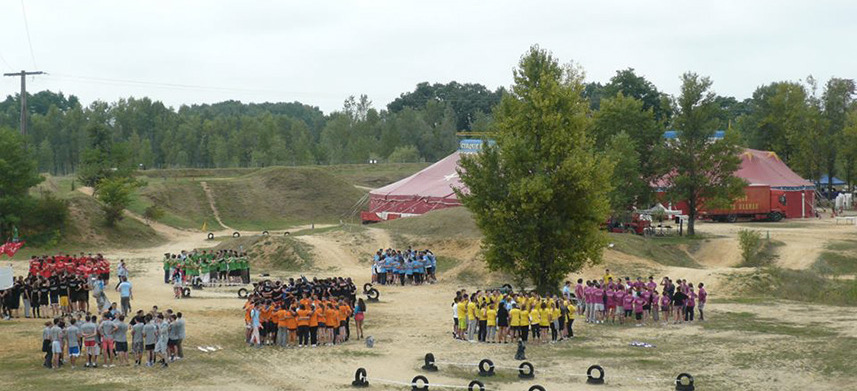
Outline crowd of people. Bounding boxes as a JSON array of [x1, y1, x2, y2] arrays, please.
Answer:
[[370, 247, 438, 286], [163, 250, 250, 295], [1, 255, 131, 320], [567, 269, 709, 326], [40, 306, 187, 370], [243, 277, 364, 348], [452, 289, 577, 344]]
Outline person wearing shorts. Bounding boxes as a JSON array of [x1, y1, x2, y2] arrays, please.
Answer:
[[41, 321, 53, 368], [50, 319, 64, 369], [80, 315, 99, 367], [154, 315, 170, 367], [113, 315, 129, 365], [99, 315, 115, 367], [66, 318, 81, 368], [143, 315, 157, 366]]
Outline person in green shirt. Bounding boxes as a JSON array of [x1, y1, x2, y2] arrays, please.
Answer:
[[163, 254, 171, 284]]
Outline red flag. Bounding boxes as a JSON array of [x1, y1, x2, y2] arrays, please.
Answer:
[[2, 241, 24, 257], [0, 243, 6, 256]]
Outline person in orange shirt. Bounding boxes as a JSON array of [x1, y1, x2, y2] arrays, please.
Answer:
[[285, 306, 298, 346], [309, 303, 321, 347], [338, 300, 352, 342], [275, 305, 290, 347], [296, 304, 311, 347], [244, 302, 254, 344], [325, 303, 339, 346]]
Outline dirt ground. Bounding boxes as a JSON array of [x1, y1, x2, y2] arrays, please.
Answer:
[[1, 216, 856, 391]]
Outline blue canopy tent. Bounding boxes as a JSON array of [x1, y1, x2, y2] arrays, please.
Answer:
[[816, 175, 846, 186]]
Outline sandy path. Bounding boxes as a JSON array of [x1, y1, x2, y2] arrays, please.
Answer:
[[200, 181, 233, 231]]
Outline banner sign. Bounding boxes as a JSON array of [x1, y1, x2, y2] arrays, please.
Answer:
[[458, 139, 496, 154], [0, 267, 13, 290]]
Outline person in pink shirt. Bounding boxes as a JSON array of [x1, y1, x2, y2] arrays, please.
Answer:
[[592, 284, 604, 324], [697, 283, 707, 321], [583, 282, 593, 323], [622, 291, 634, 324], [646, 276, 657, 292], [659, 290, 671, 326], [605, 288, 616, 324], [641, 288, 653, 322], [575, 279, 585, 316], [633, 293, 646, 326], [685, 285, 697, 322], [614, 286, 626, 325]]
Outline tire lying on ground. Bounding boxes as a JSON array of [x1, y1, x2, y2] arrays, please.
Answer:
[[181, 287, 191, 298], [207, 232, 214, 240], [237, 288, 248, 298], [363, 283, 373, 293], [366, 288, 380, 301], [233, 231, 240, 238]]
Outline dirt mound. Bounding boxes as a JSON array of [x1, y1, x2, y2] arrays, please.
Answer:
[[380, 207, 481, 239], [213, 235, 314, 272], [61, 193, 163, 249]]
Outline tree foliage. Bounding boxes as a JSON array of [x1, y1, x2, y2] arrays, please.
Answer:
[[95, 177, 141, 227], [387, 81, 504, 131], [456, 46, 612, 293], [662, 73, 746, 236]]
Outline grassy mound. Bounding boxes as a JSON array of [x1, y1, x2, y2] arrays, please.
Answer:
[[379, 207, 481, 239], [739, 266, 857, 306], [128, 179, 222, 230], [50, 193, 162, 251], [211, 234, 314, 272], [205, 167, 367, 230], [325, 163, 429, 188], [608, 233, 704, 268]]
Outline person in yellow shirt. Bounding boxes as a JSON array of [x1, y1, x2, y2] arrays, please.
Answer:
[[538, 303, 551, 344], [603, 269, 615, 286], [519, 305, 530, 343], [456, 297, 467, 340], [477, 303, 488, 342], [509, 304, 521, 341], [486, 305, 497, 343], [466, 296, 478, 341], [566, 301, 576, 338], [551, 304, 561, 342], [529, 304, 541, 344]]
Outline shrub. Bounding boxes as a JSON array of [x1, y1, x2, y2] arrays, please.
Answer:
[[738, 229, 762, 265]]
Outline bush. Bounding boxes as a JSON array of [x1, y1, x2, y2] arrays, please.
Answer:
[[738, 229, 762, 265], [144, 205, 165, 223], [387, 145, 421, 163], [19, 191, 69, 246], [95, 177, 141, 227]]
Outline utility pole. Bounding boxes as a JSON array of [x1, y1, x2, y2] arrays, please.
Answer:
[[3, 70, 44, 138]]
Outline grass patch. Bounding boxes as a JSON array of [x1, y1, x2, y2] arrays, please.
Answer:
[[380, 208, 482, 239], [812, 251, 857, 275], [825, 240, 857, 252], [608, 233, 702, 268], [128, 178, 223, 230], [213, 235, 315, 271], [740, 266, 857, 306], [435, 256, 459, 273], [207, 166, 366, 230], [738, 239, 784, 268], [702, 311, 836, 337], [325, 162, 430, 188]]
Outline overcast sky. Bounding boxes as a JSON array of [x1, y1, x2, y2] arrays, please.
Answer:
[[1, 1, 854, 114]]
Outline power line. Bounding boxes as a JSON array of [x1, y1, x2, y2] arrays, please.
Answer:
[[0, 51, 12, 70], [3, 70, 45, 140], [19, 0, 38, 68]]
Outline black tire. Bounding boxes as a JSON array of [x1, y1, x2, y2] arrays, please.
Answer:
[[233, 231, 240, 238], [352, 367, 369, 387], [237, 288, 248, 298], [675, 373, 695, 391], [366, 288, 380, 301], [586, 365, 605, 385], [181, 287, 191, 298], [502, 283, 513, 291], [363, 283, 373, 293], [422, 353, 438, 371], [769, 212, 784, 222], [528, 386, 546, 391], [478, 359, 495, 377], [468, 380, 485, 391], [207, 232, 214, 240], [262, 230, 269, 236], [284, 231, 290, 236], [726, 214, 738, 223], [411, 375, 429, 391], [518, 362, 535, 379]]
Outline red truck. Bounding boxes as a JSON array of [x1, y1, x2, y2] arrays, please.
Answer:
[[703, 185, 787, 223]]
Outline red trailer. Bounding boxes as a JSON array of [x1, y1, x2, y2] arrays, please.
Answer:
[[704, 185, 787, 222]]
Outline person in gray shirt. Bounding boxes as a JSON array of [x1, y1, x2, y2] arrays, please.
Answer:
[[174, 312, 186, 359], [79, 316, 98, 367], [49, 319, 64, 369], [130, 317, 145, 366], [98, 315, 115, 367], [65, 319, 81, 368], [112, 315, 129, 366], [154, 314, 170, 367], [167, 314, 180, 361], [142, 315, 157, 366]]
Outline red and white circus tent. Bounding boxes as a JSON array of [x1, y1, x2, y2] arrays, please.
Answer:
[[361, 152, 466, 222]]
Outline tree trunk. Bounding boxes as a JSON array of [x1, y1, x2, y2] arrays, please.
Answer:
[[687, 197, 696, 236]]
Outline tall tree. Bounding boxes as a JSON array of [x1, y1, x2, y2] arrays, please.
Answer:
[[662, 73, 745, 235], [820, 78, 855, 190], [456, 46, 612, 293], [840, 108, 857, 191], [0, 127, 45, 238], [601, 68, 671, 121], [388, 81, 504, 131], [592, 93, 664, 206]]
